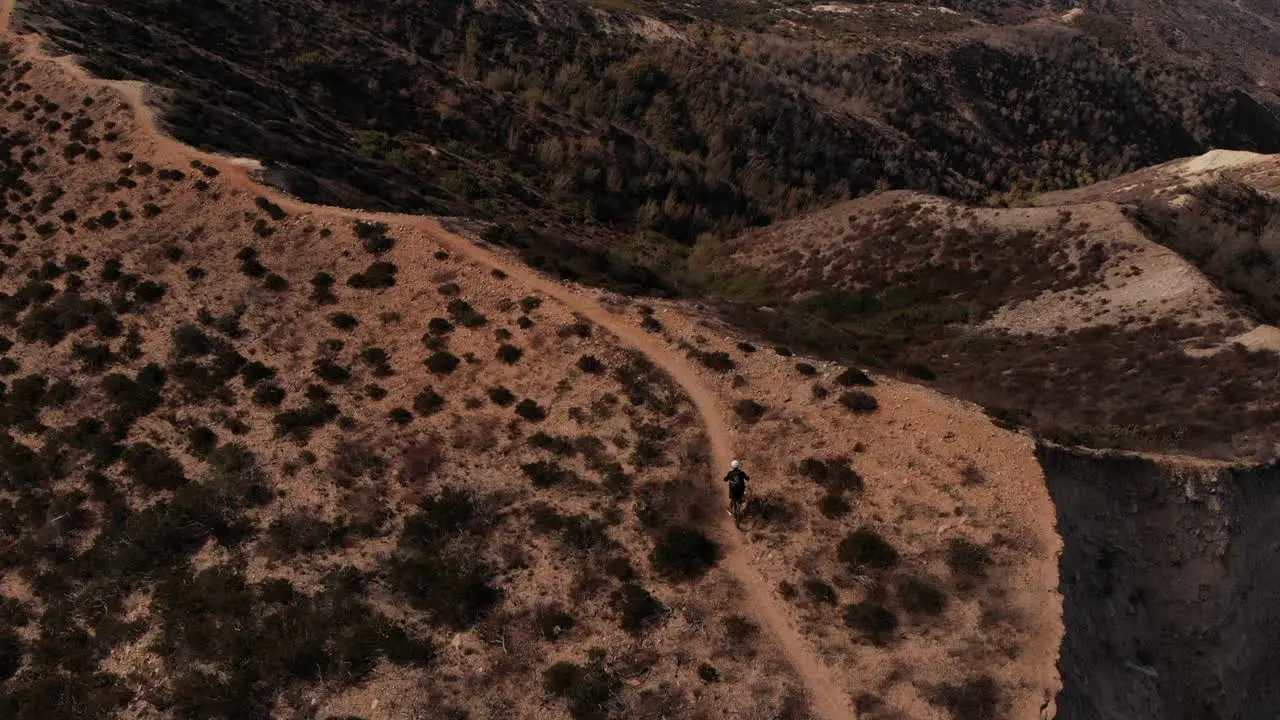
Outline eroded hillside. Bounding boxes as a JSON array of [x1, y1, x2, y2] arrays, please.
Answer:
[[0, 26, 1065, 720], [705, 188, 1280, 461]]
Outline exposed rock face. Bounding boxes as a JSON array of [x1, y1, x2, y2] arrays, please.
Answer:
[[1041, 444, 1280, 719]]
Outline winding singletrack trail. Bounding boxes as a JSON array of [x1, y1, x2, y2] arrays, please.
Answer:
[[1, 7, 855, 717]]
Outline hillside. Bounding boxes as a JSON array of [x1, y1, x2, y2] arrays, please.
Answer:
[[0, 23, 1066, 720], [12, 0, 1280, 259]]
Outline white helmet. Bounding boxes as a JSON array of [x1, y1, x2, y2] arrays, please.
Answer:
[[731, 460, 741, 469]]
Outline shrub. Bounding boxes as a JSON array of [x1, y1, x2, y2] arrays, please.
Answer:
[[515, 399, 547, 422], [577, 355, 603, 374], [737, 342, 757, 353], [328, 312, 359, 330], [835, 368, 875, 387], [186, 267, 206, 281], [172, 324, 213, 356], [437, 282, 461, 296], [446, 299, 487, 328], [518, 316, 535, 329], [241, 361, 276, 386], [774, 346, 793, 357], [698, 350, 734, 372], [519, 296, 541, 312], [796, 363, 817, 376], [898, 577, 948, 616], [426, 317, 454, 336], [839, 391, 879, 413], [388, 554, 500, 629], [947, 539, 991, 577], [487, 386, 515, 406], [843, 602, 898, 643], [605, 556, 636, 581], [365, 384, 388, 400], [733, 399, 766, 424], [263, 273, 289, 291], [536, 607, 575, 641], [254, 196, 287, 221], [612, 583, 665, 634], [425, 351, 460, 374], [933, 676, 1001, 720], [495, 344, 522, 364], [253, 383, 286, 406], [698, 663, 719, 683], [818, 494, 851, 519], [0, 631, 21, 681], [389, 407, 414, 426], [651, 527, 719, 581], [804, 579, 838, 604], [905, 363, 937, 381], [348, 261, 397, 289], [135, 280, 166, 303], [543, 660, 619, 720], [522, 460, 569, 488], [414, 388, 445, 416], [640, 315, 662, 332], [354, 221, 394, 254], [837, 529, 899, 570], [273, 401, 340, 440], [187, 426, 217, 457], [314, 359, 351, 384], [122, 443, 188, 492]]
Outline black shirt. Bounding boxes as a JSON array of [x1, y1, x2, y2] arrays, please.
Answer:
[[725, 468, 749, 497]]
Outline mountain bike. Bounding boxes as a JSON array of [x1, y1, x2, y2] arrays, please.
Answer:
[[729, 494, 748, 528]]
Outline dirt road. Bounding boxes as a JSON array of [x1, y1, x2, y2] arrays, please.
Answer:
[[0, 6, 855, 716]]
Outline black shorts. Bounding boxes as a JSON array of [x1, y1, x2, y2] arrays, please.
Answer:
[[729, 487, 746, 502]]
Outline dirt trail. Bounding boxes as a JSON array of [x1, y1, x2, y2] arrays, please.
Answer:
[[1, 10, 856, 719]]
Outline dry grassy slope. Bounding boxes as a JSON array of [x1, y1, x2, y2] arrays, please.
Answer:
[[0, 20, 1064, 720], [617, 303, 1063, 720], [725, 189, 1242, 338], [0, 33, 817, 720]]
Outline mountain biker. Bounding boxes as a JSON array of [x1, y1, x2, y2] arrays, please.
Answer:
[[725, 459, 749, 516]]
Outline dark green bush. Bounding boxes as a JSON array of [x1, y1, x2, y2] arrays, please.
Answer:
[[818, 494, 851, 519], [389, 407, 413, 426], [425, 351, 460, 374], [426, 317, 454, 335], [187, 426, 218, 457], [487, 386, 515, 406], [240, 361, 275, 387], [263, 273, 289, 291], [446, 299, 487, 328], [314, 359, 351, 384], [933, 676, 1001, 720], [122, 443, 188, 492], [804, 579, 838, 604], [612, 583, 665, 635], [522, 460, 569, 488], [898, 577, 947, 616], [253, 383, 286, 406], [651, 527, 719, 580], [836, 368, 875, 387], [733, 398, 766, 424], [839, 391, 879, 413], [495, 344, 522, 364], [697, 663, 719, 683], [843, 602, 899, 643], [837, 529, 899, 570], [947, 539, 991, 577], [515, 398, 547, 422], [414, 388, 445, 416], [347, 261, 397, 289], [328, 312, 359, 330], [543, 660, 619, 720], [577, 355, 603, 374], [536, 607, 575, 642], [796, 363, 818, 376], [388, 554, 500, 629]]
